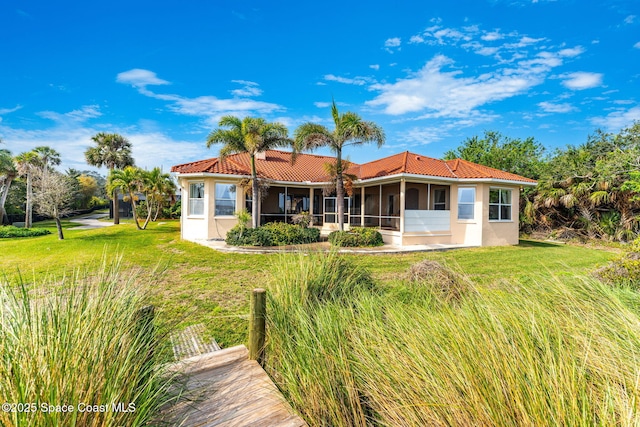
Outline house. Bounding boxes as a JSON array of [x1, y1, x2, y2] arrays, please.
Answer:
[[171, 150, 537, 247]]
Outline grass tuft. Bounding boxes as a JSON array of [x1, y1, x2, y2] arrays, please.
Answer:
[[266, 253, 640, 426], [0, 256, 177, 427]]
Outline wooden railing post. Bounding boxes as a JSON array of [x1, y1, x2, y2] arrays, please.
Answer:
[[249, 288, 266, 366]]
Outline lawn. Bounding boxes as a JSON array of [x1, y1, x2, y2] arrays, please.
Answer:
[[0, 218, 617, 347]]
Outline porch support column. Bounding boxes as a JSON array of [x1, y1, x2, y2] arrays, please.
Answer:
[[308, 187, 314, 225], [400, 179, 406, 234], [360, 186, 365, 227]]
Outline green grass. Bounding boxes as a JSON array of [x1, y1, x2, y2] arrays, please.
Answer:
[[0, 217, 617, 348], [265, 252, 640, 426], [0, 256, 177, 427]]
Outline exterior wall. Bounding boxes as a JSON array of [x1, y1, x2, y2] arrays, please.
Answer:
[[178, 175, 524, 247], [180, 177, 241, 241], [481, 184, 520, 246], [449, 183, 483, 246]]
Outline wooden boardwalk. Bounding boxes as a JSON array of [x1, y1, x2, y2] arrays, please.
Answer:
[[160, 345, 307, 427]]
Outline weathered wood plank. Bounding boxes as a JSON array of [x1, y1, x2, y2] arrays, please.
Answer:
[[159, 345, 307, 427]]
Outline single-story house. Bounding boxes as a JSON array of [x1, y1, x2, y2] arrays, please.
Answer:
[[171, 150, 537, 247]]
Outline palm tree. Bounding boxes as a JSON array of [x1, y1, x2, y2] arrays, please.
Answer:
[[107, 166, 143, 230], [206, 116, 291, 228], [0, 148, 17, 225], [33, 146, 61, 170], [14, 151, 40, 228], [293, 100, 385, 230], [140, 167, 176, 227], [85, 133, 134, 224]]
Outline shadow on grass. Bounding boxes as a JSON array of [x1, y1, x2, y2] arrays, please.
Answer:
[[519, 239, 564, 248]]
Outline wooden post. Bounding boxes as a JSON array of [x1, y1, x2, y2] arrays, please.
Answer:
[[249, 288, 266, 366]]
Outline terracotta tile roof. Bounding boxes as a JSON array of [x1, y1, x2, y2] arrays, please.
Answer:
[[171, 150, 337, 182], [172, 150, 537, 184]]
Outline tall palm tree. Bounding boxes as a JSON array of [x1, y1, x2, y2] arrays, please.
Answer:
[[0, 148, 17, 225], [206, 116, 291, 228], [14, 151, 40, 228], [85, 133, 134, 224], [293, 100, 385, 230], [33, 146, 61, 170], [107, 166, 144, 230]]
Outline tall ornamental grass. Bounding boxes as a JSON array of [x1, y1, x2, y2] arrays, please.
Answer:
[[0, 258, 177, 427], [266, 254, 640, 426]]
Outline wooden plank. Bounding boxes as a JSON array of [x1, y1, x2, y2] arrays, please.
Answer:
[[159, 345, 307, 427]]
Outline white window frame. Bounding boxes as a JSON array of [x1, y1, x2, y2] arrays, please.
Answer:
[[188, 182, 205, 217], [489, 188, 513, 222], [215, 183, 236, 217], [457, 186, 475, 221]]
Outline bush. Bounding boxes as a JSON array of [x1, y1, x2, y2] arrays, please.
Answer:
[[595, 237, 640, 288], [0, 226, 51, 238], [225, 222, 320, 246], [328, 227, 384, 247]]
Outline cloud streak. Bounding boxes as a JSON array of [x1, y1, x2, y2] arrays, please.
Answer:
[[117, 68, 285, 124]]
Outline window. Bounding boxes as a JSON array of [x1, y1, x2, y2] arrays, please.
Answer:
[[188, 182, 205, 216], [489, 188, 512, 221], [434, 189, 446, 210], [457, 187, 475, 220], [215, 183, 236, 216]]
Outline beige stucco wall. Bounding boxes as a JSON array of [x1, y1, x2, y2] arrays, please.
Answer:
[[180, 177, 241, 241], [177, 175, 523, 247], [481, 184, 520, 246], [449, 183, 483, 246]]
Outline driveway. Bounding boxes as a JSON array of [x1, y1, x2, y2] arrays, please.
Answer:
[[68, 213, 114, 230]]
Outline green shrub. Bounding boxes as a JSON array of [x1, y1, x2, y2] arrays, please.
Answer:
[[595, 237, 640, 288], [0, 226, 51, 238], [328, 227, 384, 247], [226, 222, 320, 246]]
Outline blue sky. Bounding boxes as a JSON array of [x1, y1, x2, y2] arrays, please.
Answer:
[[1, 0, 639, 173]]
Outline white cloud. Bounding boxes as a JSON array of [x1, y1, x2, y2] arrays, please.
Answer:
[[116, 69, 170, 88], [324, 74, 370, 86], [561, 72, 603, 90], [409, 35, 424, 44], [366, 52, 556, 117], [0, 106, 22, 115], [385, 37, 401, 47], [230, 80, 263, 97], [538, 101, 576, 113], [118, 70, 284, 122], [634, 41, 640, 49], [369, 64, 380, 70], [314, 102, 331, 108], [38, 105, 102, 123], [0, 120, 210, 172], [481, 30, 504, 41], [625, 15, 636, 25], [591, 106, 640, 131], [558, 46, 585, 57]]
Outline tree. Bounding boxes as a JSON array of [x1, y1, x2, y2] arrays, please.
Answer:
[[141, 167, 176, 223], [206, 116, 291, 229], [32, 170, 76, 240], [107, 166, 145, 230], [443, 131, 545, 180], [14, 146, 61, 228], [0, 147, 17, 225], [293, 100, 385, 230], [14, 151, 40, 228], [85, 133, 134, 224], [77, 174, 99, 209]]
